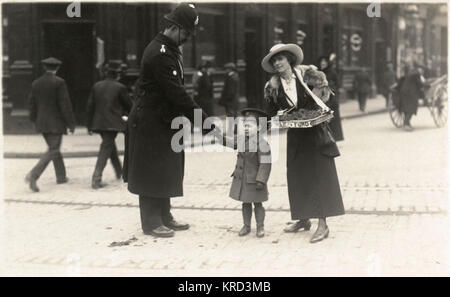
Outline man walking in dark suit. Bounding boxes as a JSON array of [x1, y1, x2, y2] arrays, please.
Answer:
[[86, 62, 133, 189], [124, 3, 221, 238], [26, 57, 76, 192]]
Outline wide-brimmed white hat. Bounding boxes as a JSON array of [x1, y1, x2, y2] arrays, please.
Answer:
[[261, 43, 304, 73]]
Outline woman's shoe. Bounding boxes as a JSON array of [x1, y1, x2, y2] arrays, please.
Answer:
[[283, 220, 311, 233], [256, 226, 265, 238], [310, 226, 329, 243], [239, 225, 251, 236]]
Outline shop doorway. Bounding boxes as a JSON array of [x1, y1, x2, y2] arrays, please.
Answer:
[[244, 17, 264, 109], [43, 22, 95, 125]]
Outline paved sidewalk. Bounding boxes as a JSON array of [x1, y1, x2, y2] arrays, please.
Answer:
[[1, 96, 387, 158], [1, 110, 447, 276], [2, 202, 448, 276]]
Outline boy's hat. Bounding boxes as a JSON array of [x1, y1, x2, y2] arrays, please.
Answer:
[[240, 108, 269, 118], [240, 108, 271, 130]]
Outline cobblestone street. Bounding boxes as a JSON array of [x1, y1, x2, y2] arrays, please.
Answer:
[[1, 111, 449, 276]]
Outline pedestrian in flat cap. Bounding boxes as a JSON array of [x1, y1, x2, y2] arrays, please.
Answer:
[[25, 57, 76, 192], [124, 3, 222, 238], [219, 62, 240, 118], [262, 43, 344, 243], [193, 61, 214, 117], [86, 62, 133, 189], [224, 108, 271, 238]]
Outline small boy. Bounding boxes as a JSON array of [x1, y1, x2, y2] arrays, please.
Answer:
[[226, 108, 272, 238]]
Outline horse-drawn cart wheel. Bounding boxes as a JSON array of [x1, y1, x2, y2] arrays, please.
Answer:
[[430, 83, 448, 127], [388, 89, 404, 128]]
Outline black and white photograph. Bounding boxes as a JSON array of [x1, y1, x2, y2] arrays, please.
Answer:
[[0, 0, 448, 279]]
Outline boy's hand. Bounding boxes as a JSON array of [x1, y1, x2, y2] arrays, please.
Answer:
[[256, 181, 265, 190]]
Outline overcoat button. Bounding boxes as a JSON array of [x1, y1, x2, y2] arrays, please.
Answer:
[[133, 123, 137, 128]]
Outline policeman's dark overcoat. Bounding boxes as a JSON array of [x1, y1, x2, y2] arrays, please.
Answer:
[[124, 33, 208, 198], [29, 72, 76, 134]]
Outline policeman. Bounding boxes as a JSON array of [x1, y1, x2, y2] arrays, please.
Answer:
[[124, 3, 221, 238], [86, 62, 133, 189], [26, 57, 76, 192]]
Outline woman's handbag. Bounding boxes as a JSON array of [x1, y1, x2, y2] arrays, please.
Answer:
[[314, 122, 336, 147]]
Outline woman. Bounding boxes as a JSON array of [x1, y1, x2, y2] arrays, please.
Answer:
[[261, 44, 345, 243], [318, 55, 344, 141]]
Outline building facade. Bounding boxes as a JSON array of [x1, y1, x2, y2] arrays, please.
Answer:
[[2, 2, 447, 133]]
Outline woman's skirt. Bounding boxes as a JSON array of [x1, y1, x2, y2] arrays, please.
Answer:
[[286, 128, 345, 220]]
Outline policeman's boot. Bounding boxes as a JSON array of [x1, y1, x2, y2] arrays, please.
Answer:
[[239, 203, 252, 236], [254, 203, 265, 238]]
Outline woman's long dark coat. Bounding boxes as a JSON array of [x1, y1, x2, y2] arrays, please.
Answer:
[[265, 71, 345, 219], [399, 71, 425, 115], [123, 33, 209, 198]]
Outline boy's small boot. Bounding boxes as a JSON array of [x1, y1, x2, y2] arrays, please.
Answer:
[[239, 203, 252, 236], [254, 204, 265, 238]]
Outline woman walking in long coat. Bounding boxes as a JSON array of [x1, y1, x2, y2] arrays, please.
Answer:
[[262, 44, 345, 243], [399, 63, 426, 131]]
